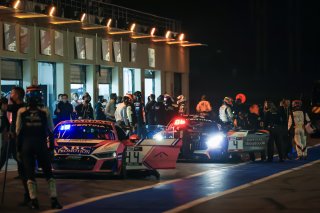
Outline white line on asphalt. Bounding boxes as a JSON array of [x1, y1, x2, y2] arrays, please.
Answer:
[[41, 162, 249, 213], [164, 159, 320, 213]]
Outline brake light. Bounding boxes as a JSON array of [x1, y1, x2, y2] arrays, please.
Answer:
[[174, 119, 186, 126]]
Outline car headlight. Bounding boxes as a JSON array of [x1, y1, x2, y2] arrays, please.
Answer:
[[94, 151, 117, 159], [206, 133, 225, 149], [153, 132, 164, 141]]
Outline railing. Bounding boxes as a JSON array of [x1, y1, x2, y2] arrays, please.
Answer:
[[23, 0, 181, 33]]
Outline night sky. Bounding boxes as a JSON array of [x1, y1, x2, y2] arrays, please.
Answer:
[[113, 0, 320, 111]]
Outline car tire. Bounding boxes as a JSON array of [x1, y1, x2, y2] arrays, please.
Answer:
[[119, 149, 127, 179]]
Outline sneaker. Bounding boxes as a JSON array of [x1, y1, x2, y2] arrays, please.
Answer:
[[30, 199, 39, 210], [51, 197, 63, 209]]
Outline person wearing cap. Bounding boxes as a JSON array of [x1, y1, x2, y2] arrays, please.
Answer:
[[288, 100, 311, 160], [16, 85, 62, 209]]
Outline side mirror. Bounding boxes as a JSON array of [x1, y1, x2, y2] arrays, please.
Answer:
[[129, 134, 140, 143]]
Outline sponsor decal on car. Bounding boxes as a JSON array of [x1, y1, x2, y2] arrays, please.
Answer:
[[55, 146, 92, 155]]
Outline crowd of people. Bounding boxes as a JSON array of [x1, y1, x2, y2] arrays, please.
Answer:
[[52, 91, 187, 138], [0, 85, 315, 209], [195, 94, 312, 162]]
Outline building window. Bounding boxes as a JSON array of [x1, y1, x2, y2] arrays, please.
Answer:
[[123, 68, 134, 94], [174, 73, 182, 98], [1, 59, 23, 96], [98, 67, 112, 100], [38, 62, 56, 114], [144, 70, 155, 103], [70, 65, 86, 98]]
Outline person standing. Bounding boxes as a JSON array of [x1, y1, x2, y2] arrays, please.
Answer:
[[75, 93, 94, 119], [133, 91, 147, 139], [105, 93, 117, 121], [219, 97, 234, 130], [264, 101, 284, 162], [54, 94, 73, 123], [16, 85, 62, 209], [95, 96, 107, 120], [0, 97, 10, 170], [288, 100, 311, 160], [145, 94, 157, 125], [5, 87, 30, 205], [279, 99, 292, 159], [196, 95, 212, 118], [154, 95, 166, 126]]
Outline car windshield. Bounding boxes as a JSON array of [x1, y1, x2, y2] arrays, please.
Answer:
[[187, 119, 217, 130], [54, 123, 116, 140]]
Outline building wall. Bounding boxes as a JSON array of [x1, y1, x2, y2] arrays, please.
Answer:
[[0, 21, 189, 107]]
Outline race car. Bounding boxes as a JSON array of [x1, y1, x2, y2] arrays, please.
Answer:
[[52, 120, 182, 179], [163, 115, 270, 161], [163, 115, 228, 160]]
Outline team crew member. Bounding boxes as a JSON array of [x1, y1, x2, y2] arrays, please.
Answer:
[[264, 101, 284, 162], [145, 94, 157, 125], [196, 95, 212, 117], [16, 86, 62, 210], [219, 97, 234, 129], [154, 95, 166, 125], [288, 100, 311, 160], [133, 91, 147, 139], [115, 96, 130, 128], [5, 87, 31, 205]]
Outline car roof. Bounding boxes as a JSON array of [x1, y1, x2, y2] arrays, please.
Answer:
[[182, 115, 213, 122], [57, 120, 115, 126]]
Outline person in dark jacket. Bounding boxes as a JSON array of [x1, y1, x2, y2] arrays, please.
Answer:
[[54, 94, 73, 123], [154, 95, 166, 125], [95, 96, 106, 120], [264, 101, 285, 162], [75, 93, 94, 119], [145, 94, 157, 125]]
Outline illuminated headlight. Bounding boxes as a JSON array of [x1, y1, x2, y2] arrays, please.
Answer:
[[206, 133, 225, 149], [153, 132, 164, 141], [94, 151, 117, 159]]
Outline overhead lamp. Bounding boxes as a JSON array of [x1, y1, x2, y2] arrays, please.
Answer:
[[82, 26, 108, 30], [130, 23, 136, 32], [108, 30, 132, 35], [150, 27, 156, 36], [181, 43, 206, 47], [165, 31, 171, 39], [15, 13, 47, 19], [167, 40, 188, 45], [179, 33, 185, 41], [80, 13, 86, 22], [49, 6, 55, 17], [13, 0, 20, 9], [106, 18, 112, 28], [51, 20, 81, 25]]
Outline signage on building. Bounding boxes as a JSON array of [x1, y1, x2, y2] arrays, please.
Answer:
[[4, 23, 16, 52], [113, 41, 121, 62], [148, 48, 155, 68], [102, 39, 111, 61], [40, 30, 52, 56]]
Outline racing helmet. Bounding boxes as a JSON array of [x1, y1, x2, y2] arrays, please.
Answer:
[[292, 100, 302, 110], [26, 85, 43, 106], [177, 95, 186, 104], [134, 91, 142, 102], [164, 94, 173, 106], [157, 95, 164, 103], [235, 93, 246, 104], [223, 97, 233, 106]]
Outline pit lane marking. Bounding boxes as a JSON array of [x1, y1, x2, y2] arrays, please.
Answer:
[[42, 162, 249, 213], [165, 144, 320, 213]]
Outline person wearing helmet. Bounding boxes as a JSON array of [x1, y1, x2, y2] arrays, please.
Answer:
[[177, 95, 187, 115], [164, 94, 177, 124], [154, 95, 166, 125], [219, 97, 234, 129], [288, 100, 311, 160], [75, 93, 94, 119], [133, 91, 147, 138], [16, 85, 62, 209], [145, 94, 157, 125], [196, 95, 212, 118]]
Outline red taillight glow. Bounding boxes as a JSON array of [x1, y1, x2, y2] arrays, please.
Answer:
[[174, 119, 186, 126]]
